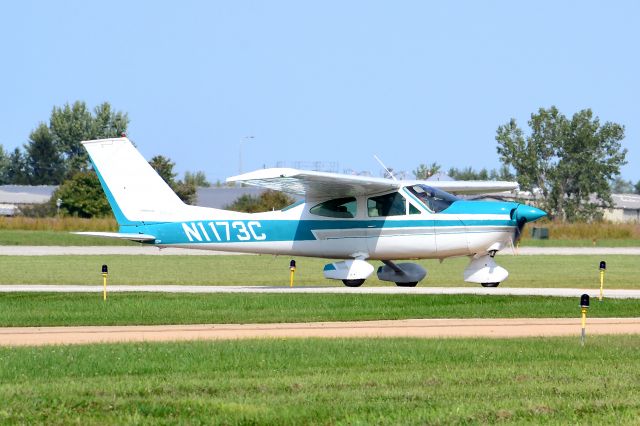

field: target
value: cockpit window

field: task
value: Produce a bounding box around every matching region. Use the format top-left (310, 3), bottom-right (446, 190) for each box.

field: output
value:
top-left (310, 197), bottom-right (357, 218)
top-left (406, 184), bottom-right (458, 213)
top-left (368, 192), bottom-right (407, 217)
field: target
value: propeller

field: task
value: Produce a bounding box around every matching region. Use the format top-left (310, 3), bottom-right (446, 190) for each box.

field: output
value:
top-left (510, 204), bottom-right (547, 250)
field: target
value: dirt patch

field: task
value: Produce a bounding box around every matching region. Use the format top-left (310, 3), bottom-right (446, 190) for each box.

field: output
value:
top-left (1, 318), bottom-right (639, 346)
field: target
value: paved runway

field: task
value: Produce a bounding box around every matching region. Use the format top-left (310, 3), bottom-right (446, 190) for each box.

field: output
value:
top-left (0, 246), bottom-right (639, 256)
top-left (2, 318), bottom-right (639, 346)
top-left (1, 284), bottom-right (640, 298)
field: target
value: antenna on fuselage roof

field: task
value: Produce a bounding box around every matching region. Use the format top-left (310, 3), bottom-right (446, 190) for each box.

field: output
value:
top-left (373, 155), bottom-right (397, 181)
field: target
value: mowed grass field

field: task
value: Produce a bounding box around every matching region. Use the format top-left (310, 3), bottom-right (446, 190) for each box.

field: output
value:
top-left (0, 254), bottom-right (638, 288)
top-left (1, 337), bottom-right (639, 424)
top-left (1, 293), bottom-right (638, 327)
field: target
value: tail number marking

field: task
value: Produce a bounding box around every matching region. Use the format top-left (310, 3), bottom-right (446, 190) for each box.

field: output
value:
top-left (183, 221), bottom-right (266, 242)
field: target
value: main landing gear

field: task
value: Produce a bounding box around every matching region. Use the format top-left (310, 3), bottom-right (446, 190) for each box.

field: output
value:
top-left (325, 259), bottom-right (427, 287)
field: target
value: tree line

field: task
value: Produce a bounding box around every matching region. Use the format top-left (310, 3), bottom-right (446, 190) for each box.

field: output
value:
top-left (413, 106), bottom-right (630, 222)
top-left (2, 103), bottom-right (631, 221)
top-left (1, 101), bottom-right (208, 217)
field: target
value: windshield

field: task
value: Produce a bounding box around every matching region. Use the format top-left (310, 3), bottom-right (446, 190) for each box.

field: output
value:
top-left (406, 184), bottom-right (459, 213)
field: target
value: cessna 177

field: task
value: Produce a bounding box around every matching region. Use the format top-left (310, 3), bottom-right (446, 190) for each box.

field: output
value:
top-left (78, 137), bottom-right (546, 287)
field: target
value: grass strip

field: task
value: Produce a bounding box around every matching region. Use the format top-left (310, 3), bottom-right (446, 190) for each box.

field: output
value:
top-left (0, 336), bottom-right (638, 424)
top-left (0, 229), bottom-right (133, 245)
top-left (0, 254), bottom-right (639, 288)
top-left (0, 293), bottom-right (637, 327)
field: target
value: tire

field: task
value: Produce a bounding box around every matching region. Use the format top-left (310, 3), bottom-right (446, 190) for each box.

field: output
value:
top-left (342, 279), bottom-right (365, 287)
top-left (395, 282), bottom-right (418, 287)
top-left (481, 282), bottom-right (500, 287)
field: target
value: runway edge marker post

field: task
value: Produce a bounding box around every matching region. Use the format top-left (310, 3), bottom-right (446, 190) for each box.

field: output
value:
top-left (599, 260), bottom-right (606, 302)
top-left (102, 264), bottom-right (108, 301)
top-left (289, 260), bottom-right (296, 288)
top-left (580, 294), bottom-right (589, 346)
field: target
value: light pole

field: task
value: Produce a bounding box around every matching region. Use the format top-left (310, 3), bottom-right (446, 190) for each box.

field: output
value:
top-left (239, 136), bottom-right (254, 175)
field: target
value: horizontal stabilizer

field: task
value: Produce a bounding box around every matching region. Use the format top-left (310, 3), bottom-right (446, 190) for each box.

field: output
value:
top-left (73, 232), bottom-right (156, 242)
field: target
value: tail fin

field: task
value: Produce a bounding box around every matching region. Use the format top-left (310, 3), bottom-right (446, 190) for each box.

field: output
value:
top-left (83, 137), bottom-right (186, 225)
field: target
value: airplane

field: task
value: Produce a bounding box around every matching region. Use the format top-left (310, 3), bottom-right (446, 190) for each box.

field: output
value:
top-left (77, 137), bottom-right (546, 287)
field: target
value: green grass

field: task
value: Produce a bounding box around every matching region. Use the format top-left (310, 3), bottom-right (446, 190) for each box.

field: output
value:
top-left (0, 254), bottom-right (638, 288)
top-left (520, 238), bottom-right (640, 247)
top-left (0, 293), bottom-right (637, 327)
top-left (0, 337), bottom-right (638, 424)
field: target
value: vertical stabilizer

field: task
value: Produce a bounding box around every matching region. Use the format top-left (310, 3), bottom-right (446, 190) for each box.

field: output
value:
top-left (83, 137), bottom-right (186, 224)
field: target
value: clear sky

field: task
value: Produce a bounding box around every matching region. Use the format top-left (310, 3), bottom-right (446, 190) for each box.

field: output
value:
top-left (1, 1), bottom-right (638, 183)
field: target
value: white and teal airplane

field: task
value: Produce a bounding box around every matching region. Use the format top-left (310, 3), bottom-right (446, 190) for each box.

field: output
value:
top-left (79, 137), bottom-right (546, 287)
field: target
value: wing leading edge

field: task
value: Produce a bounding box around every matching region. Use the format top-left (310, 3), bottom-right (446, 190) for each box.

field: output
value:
top-left (227, 168), bottom-right (518, 197)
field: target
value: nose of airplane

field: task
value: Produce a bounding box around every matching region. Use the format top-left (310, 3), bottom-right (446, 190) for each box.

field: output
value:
top-left (513, 205), bottom-right (547, 223)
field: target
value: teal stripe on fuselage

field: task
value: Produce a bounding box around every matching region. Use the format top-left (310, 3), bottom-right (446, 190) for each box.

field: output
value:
top-left (138, 217), bottom-right (516, 245)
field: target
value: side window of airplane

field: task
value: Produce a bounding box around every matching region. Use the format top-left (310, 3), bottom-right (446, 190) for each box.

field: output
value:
top-left (309, 197), bottom-right (357, 218)
top-left (367, 192), bottom-right (407, 217)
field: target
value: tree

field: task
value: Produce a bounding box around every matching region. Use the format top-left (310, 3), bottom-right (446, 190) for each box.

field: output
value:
top-left (413, 163), bottom-right (441, 179)
top-left (446, 166), bottom-right (513, 181)
top-left (610, 177), bottom-right (635, 194)
top-left (225, 190), bottom-right (295, 213)
top-left (496, 106), bottom-right (627, 222)
top-left (149, 155), bottom-right (177, 184)
top-left (49, 101), bottom-right (129, 177)
top-left (149, 155), bottom-right (197, 204)
top-left (0, 145), bottom-right (10, 184)
top-left (25, 123), bottom-right (65, 184)
top-left (51, 171), bottom-right (112, 217)
top-left (6, 148), bottom-right (29, 184)
top-left (635, 180), bottom-right (640, 195)
top-left (184, 171), bottom-right (211, 187)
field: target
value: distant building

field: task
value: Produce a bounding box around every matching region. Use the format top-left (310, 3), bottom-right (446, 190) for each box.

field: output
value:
top-left (0, 185), bottom-right (57, 216)
top-left (604, 194), bottom-right (640, 223)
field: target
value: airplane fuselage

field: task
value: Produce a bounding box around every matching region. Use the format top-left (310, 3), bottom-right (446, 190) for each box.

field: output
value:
top-left (126, 197), bottom-right (521, 261)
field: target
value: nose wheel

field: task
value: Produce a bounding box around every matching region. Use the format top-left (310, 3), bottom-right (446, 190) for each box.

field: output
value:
top-left (342, 279), bottom-right (365, 287)
top-left (481, 282), bottom-right (500, 287)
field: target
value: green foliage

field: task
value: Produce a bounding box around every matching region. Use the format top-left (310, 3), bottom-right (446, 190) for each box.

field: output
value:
top-left (51, 171), bottom-right (112, 218)
top-left (225, 189), bottom-right (295, 212)
top-left (149, 155), bottom-right (197, 204)
top-left (610, 177), bottom-right (636, 194)
top-left (50, 101), bottom-right (129, 176)
top-left (0, 145), bottom-right (11, 184)
top-left (148, 155), bottom-right (177, 184)
top-left (25, 123), bottom-right (65, 184)
top-left (184, 170), bottom-right (210, 187)
top-left (413, 162), bottom-right (441, 179)
top-left (496, 106), bottom-right (627, 222)
top-left (446, 165), bottom-right (514, 181)
top-left (6, 148), bottom-right (29, 184)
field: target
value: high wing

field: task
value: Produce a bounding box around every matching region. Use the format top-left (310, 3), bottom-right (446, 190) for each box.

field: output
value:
top-left (226, 168), bottom-right (518, 197)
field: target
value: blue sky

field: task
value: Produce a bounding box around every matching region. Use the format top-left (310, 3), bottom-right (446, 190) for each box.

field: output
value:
top-left (1, 1), bottom-right (638, 183)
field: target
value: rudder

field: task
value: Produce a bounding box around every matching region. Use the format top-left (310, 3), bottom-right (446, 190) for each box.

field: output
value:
top-left (83, 137), bottom-right (186, 225)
